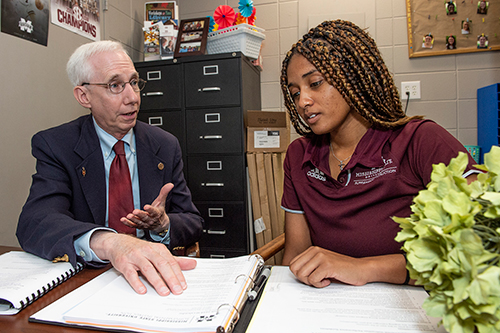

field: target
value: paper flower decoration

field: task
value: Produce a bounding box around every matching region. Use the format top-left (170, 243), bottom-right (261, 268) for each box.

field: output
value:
top-left (248, 7), bottom-right (257, 25)
top-left (235, 13), bottom-right (247, 25)
top-left (207, 15), bottom-right (215, 32)
top-left (238, 0), bottom-right (254, 17)
top-left (214, 5), bottom-right (236, 29)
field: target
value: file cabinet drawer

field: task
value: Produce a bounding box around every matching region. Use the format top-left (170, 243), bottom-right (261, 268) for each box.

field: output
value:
top-left (186, 108), bottom-right (243, 154)
top-left (187, 155), bottom-right (245, 201)
top-left (137, 64), bottom-right (182, 110)
top-left (137, 110), bottom-right (185, 148)
top-left (196, 202), bottom-right (248, 251)
top-left (184, 59), bottom-right (240, 108)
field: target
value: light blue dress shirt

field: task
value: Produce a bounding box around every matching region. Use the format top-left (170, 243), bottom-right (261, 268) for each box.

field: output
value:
top-left (74, 117), bottom-right (170, 263)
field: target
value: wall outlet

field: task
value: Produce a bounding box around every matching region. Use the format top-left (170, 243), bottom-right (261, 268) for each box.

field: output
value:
top-left (401, 81), bottom-right (421, 100)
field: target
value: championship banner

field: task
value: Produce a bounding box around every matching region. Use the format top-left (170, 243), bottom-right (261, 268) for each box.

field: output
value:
top-left (50, 0), bottom-right (100, 41)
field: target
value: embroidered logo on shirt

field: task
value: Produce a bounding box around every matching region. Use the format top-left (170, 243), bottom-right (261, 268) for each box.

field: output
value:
top-left (353, 157), bottom-right (396, 185)
top-left (306, 167), bottom-right (326, 182)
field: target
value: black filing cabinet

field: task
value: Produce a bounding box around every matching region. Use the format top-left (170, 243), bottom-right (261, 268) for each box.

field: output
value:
top-left (135, 53), bottom-right (261, 258)
top-left (135, 60), bottom-right (186, 162)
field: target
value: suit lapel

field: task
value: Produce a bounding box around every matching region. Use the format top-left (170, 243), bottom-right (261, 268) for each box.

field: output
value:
top-left (74, 116), bottom-right (107, 226)
top-left (135, 122), bottom-right (164, 207)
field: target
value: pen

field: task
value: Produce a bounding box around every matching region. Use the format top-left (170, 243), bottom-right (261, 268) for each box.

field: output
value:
top-left (248, 266), bottom-right (271, 301)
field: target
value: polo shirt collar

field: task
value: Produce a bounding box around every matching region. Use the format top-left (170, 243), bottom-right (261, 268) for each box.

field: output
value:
top-left (302, 126), bottom-right (393, 172)
top-left (351, 126), bottom-right (393, 168)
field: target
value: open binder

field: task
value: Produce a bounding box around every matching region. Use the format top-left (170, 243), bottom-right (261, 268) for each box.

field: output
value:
top-left (0, 251), bottom-right (83, 315)
top-left (30, 255), bottom-right (264, 333)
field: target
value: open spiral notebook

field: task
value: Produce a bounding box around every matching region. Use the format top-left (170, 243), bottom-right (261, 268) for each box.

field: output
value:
top-left (30, 255), bottom-right (263, 333)
top-left (0, 251), bottom-right (83, 315)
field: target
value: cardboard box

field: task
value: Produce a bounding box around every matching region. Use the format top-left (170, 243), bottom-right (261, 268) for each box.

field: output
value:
top-left (246, 111), bottom-right (288, 128)
top-left (246, 111), bottom-right (290, 153)
top-left (246, 127), bottom-right (290, 153)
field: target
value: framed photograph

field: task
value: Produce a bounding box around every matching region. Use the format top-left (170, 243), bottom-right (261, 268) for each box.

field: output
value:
top-left (174, 17), bottom-right (209, 58)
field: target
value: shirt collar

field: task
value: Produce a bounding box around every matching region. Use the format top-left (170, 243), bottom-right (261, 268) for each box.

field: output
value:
top-left (92, 116), bottom-right (136, 160)
top-left (302, 126), bottom-right (393, 172)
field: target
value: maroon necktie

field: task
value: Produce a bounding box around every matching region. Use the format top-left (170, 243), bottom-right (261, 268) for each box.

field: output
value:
top-left (108, 140), bottom-right (136, 235)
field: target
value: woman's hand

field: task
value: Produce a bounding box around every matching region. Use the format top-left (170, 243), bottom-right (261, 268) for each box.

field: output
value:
top-left (289, 246), bottom-right (408, 287)
top-left (289, 246), bottom-right (369, 287)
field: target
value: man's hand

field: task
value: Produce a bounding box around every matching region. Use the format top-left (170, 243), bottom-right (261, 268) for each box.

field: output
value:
top-left (121, 183), bottom-right (173, 233)
top-left (90, 231), bottom-right (196, 296)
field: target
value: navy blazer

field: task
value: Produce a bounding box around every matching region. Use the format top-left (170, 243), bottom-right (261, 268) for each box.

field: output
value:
top-left (17, 115), bottom-right (203, 267)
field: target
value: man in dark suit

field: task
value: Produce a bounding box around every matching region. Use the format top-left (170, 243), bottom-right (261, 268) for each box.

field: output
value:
top-left (17, 40), bottom-right (203, 296)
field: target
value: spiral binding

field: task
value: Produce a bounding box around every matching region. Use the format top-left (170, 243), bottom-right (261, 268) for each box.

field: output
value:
top-left (18, 262), bottom-right (83, 310)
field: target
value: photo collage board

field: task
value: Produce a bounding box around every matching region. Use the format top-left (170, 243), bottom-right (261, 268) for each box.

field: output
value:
top-left (406, 0), bottom-right (500, 57)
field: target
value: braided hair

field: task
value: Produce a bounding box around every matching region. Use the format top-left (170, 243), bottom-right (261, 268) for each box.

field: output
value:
top-left (281, 20), bottom-right (422, 136)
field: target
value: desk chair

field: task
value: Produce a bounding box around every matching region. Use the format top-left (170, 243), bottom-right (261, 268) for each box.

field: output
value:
top-left (251, 233), bottom-right (285, 261)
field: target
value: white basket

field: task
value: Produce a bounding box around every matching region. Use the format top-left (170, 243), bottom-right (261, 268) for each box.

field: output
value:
top-left (207, 23), bottom-right (265, 59)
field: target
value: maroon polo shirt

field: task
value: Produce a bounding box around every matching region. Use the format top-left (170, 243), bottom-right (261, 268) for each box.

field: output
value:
top-left (282, 119), bottom-right (478, 258)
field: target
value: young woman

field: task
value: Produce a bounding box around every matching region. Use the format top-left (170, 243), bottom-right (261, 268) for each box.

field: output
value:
top-left (280, 20), bottom-right (478, 288)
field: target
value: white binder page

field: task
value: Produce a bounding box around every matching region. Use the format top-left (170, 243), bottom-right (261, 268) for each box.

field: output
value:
top-left (32, 256), bottom-right (260, 333)
top-left (247, 266), bottom-right (447, 333)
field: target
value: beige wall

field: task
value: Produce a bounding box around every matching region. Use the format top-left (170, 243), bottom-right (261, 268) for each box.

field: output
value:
top-left (0, 0), bottom-right (150, 246)
top-left (1, 0), bottom-right (500, 246)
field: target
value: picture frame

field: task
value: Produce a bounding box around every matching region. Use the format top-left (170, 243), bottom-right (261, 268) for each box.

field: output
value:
top-left (174, 17), bottom-right (209, 58)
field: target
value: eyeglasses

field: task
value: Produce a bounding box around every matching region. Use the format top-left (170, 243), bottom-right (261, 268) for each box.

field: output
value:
top-left (81, 78), bottom-right (147, 94)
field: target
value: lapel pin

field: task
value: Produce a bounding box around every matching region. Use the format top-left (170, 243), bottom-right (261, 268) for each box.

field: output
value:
top-left (82, 167), bottom-right (86, 177)
top-left (158, 163), bottom-right (164, 170)
top-left (52, 254), bottom-right (69, 262)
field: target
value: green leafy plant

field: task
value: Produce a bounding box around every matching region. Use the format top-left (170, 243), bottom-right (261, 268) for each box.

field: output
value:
top-left (393, 146), bottom-right (500, 333)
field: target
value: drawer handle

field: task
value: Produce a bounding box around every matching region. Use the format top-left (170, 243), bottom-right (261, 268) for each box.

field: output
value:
top-left (198, 87), bottom-right (221, 92)
top-left (210, 254), bottom-right (226, 258)
top-left (199, 135), bottom-right (222, 140)
top-left (207, 230), bottom-right (227, 235)
top-left (202, 183), bottom-right (224, 187)
top-left (143, 92), bottom-right (164, 96)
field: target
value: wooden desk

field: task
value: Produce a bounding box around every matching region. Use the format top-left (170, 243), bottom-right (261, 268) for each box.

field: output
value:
top-left (0, 245), bottom-right (111, 332)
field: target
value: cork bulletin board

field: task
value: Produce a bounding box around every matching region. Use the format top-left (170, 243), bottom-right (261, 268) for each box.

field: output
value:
top-left (406, 0), bottom-right (500, 58)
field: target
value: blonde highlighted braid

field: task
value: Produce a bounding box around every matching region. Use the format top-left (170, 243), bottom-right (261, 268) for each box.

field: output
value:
top-left (281, 20), bottom-right (422, 136)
